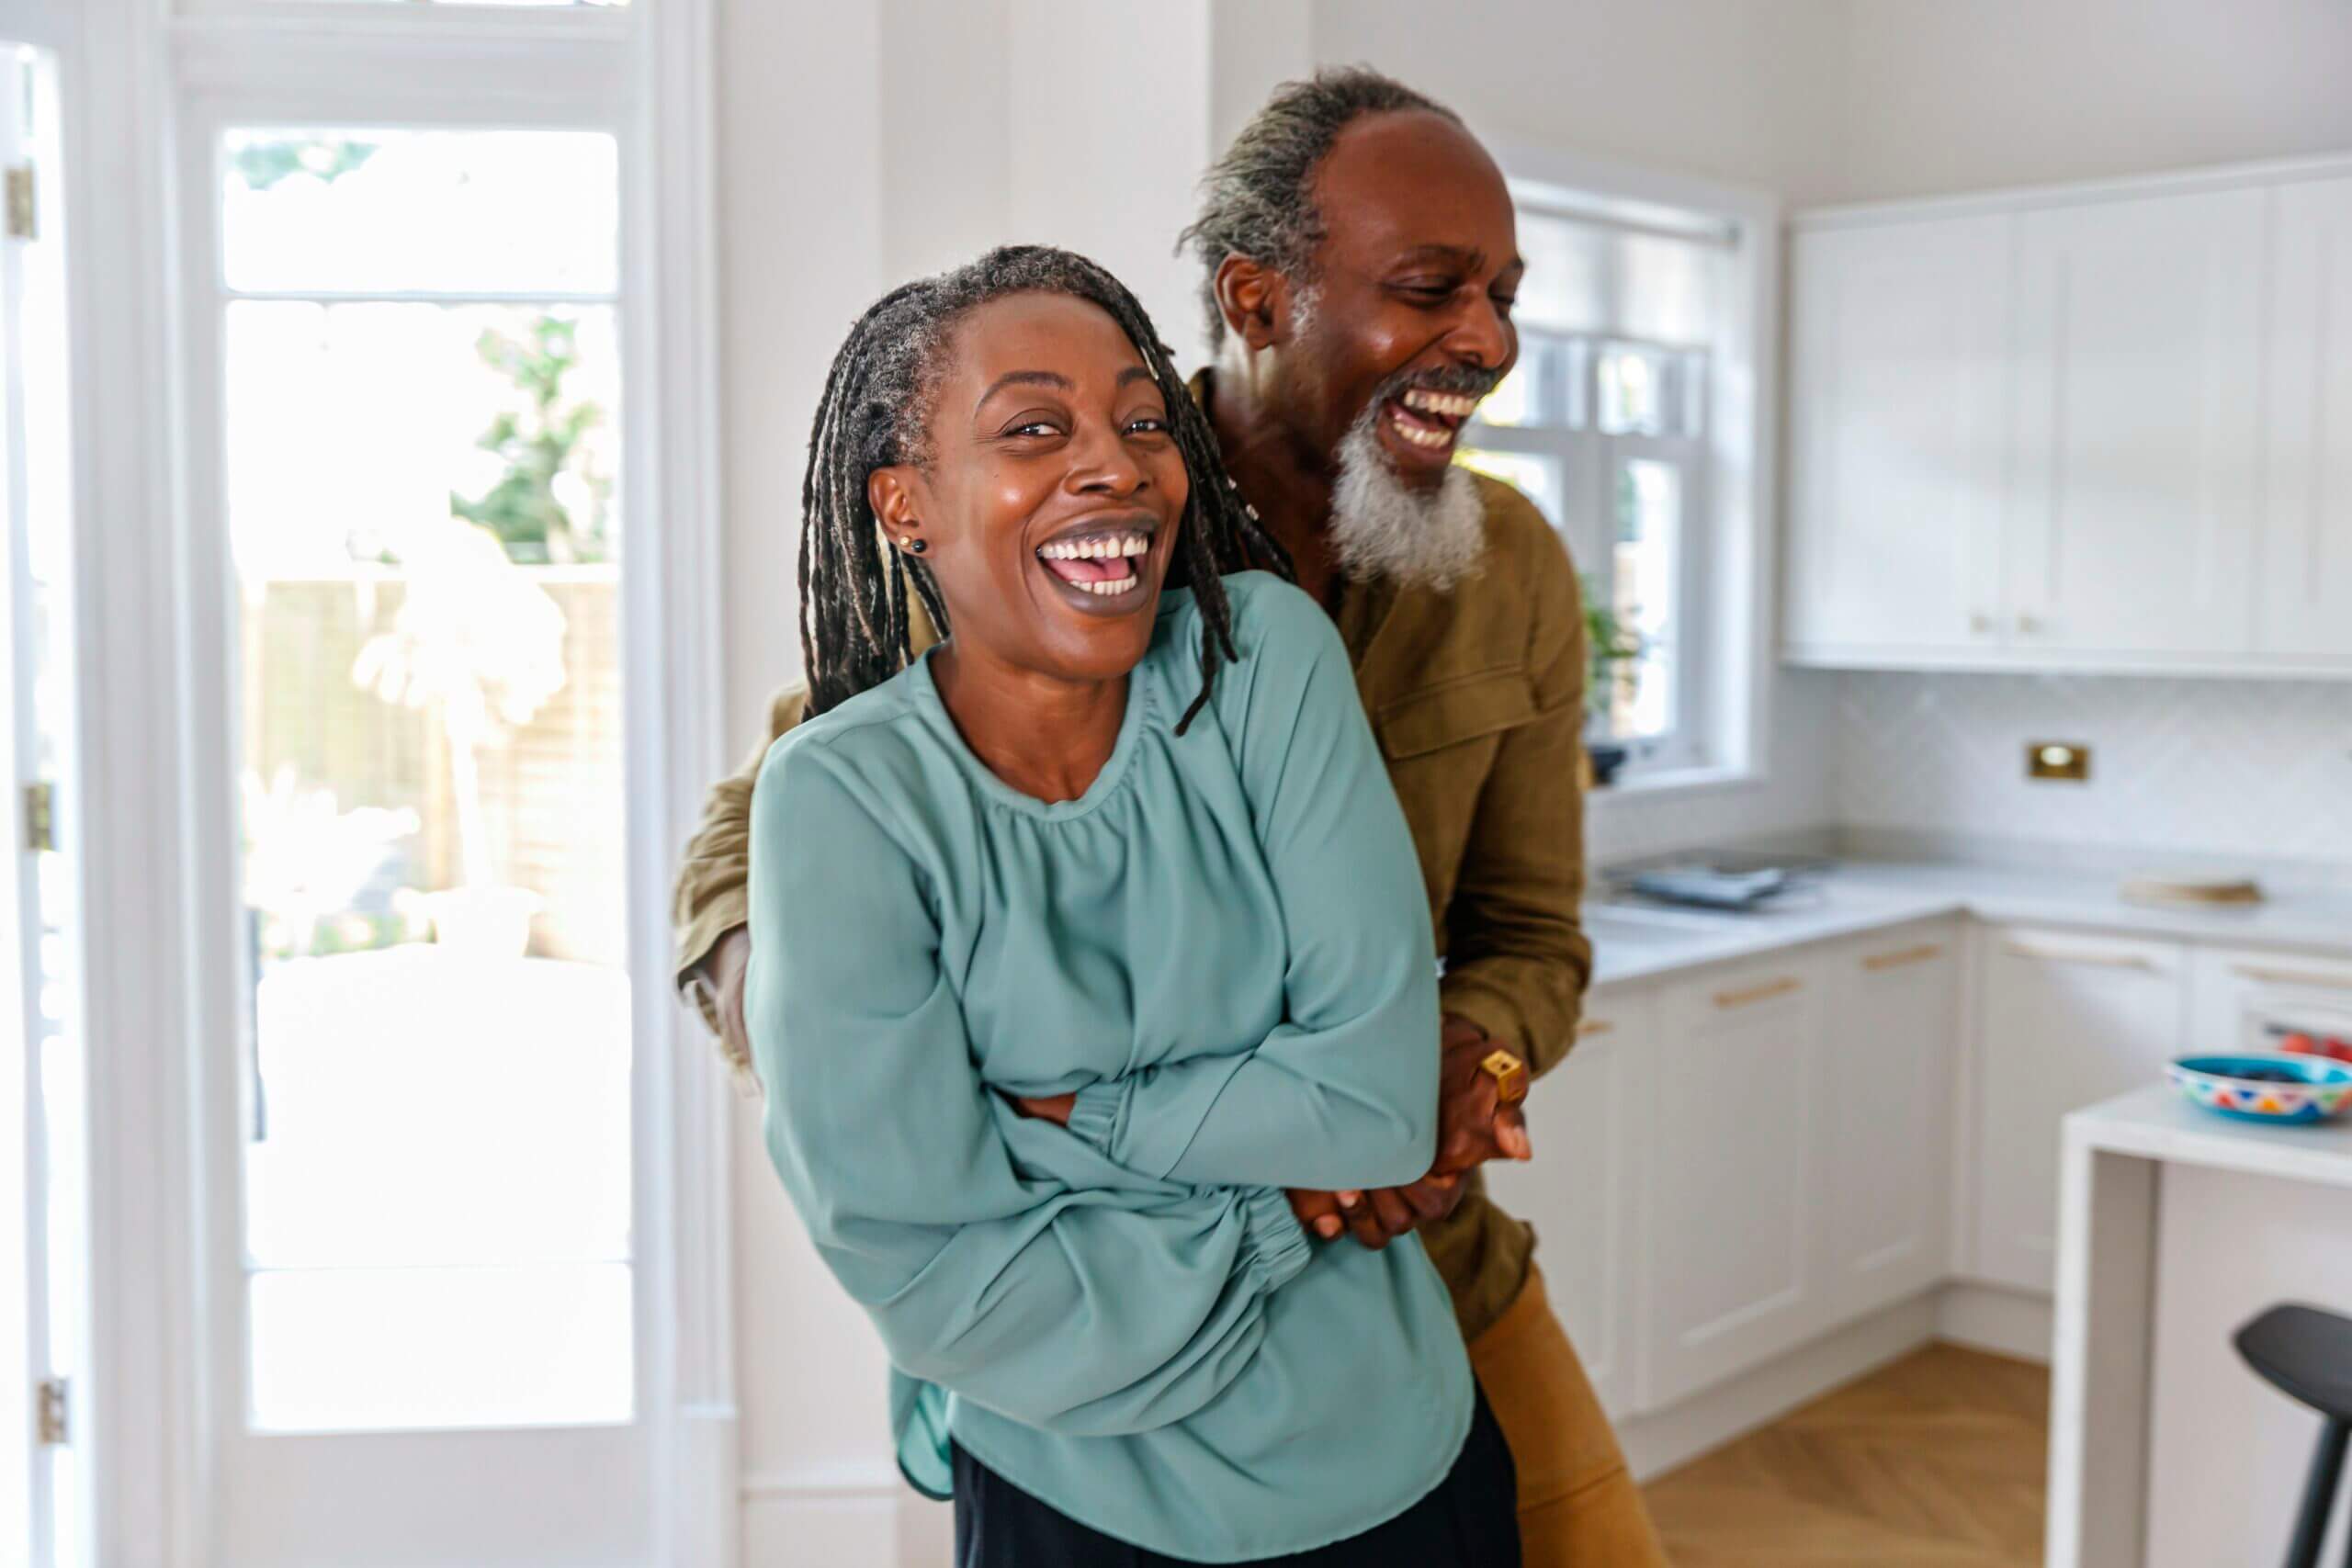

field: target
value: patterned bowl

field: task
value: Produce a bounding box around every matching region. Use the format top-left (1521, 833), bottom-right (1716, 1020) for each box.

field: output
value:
top-left (2166, 1053), bottom-right (2352, 1125)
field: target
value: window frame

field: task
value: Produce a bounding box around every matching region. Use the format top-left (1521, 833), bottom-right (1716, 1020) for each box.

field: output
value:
top-left (66, 2), bottom-right (733, 1563)
top-left (1471, 138), bottom-right (1781, 800)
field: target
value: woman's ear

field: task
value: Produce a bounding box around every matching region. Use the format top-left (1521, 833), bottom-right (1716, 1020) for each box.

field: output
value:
top-left (867, 465), bottom-right (928, 557)
top-left (1215, 255), bottom-right (1294, 353)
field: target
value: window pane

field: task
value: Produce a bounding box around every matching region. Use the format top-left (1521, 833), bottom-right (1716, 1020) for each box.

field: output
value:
top-left (1514, 213), bottom-right (1607, 333)
top-left (1617, 231), bottom-right (1718, 346)
top-left (1611, 459), bottom-right (1681, 740)
top-left (1455, 448), bottom-right (1565, 530)
top-left (1597, 344), bottom-right (1707, 439)
top-left (1478, 337), bottom-right (1569, 430)
top-left (223, 130), bottom-right (618, 296)
top-left (221, 130), bottom-right (631, 1433)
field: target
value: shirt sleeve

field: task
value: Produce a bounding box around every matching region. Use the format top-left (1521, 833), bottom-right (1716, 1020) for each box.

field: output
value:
top-left (748, 737), bottom-right (1312, 1438)
top-left (672, 682), bottom-right (809, 1033)
top-left (1064, 581), bottom-right (1442, 1191)
top-left (1435, 519), bottom-right (1593, 1078)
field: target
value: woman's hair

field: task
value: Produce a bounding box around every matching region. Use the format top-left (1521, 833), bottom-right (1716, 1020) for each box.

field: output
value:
top-left (797, 244), bottom-right (1293, 733)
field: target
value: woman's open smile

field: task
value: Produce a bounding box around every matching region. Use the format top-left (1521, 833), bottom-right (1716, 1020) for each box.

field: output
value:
top-left (1034, 512), bottom-right (1159, 609)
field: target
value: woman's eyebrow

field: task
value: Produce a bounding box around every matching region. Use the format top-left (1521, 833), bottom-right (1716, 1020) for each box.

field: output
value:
top-left (1115, 366), bottom-right (1156, 389)
top-left (974, 368), bottom-right (1073, 411)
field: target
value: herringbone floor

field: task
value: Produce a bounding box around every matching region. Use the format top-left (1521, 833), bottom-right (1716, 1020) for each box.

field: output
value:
top-left (1641, 1344), bottom-right (2050, 1566)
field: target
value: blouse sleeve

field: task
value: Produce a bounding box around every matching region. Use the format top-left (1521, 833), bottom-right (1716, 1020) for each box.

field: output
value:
top-left (747, 735), bottom-right (1311, 1437)
top-left (1065, 581), bottom-right (1442, 1190)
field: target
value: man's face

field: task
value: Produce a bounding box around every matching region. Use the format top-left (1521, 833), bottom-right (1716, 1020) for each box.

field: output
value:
top-left (1272, 110), bottom-right (1522, 490)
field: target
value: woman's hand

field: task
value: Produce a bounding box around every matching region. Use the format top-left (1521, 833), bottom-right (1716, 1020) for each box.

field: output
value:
top-left (1009, 1092), bottom-right (1077, 1127)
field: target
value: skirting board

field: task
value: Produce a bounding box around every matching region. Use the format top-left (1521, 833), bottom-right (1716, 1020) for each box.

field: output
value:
top-left (1937, 1280), bottom-right (2055, 1364)
top-left (739, 1478), bottom-right (952, 1568)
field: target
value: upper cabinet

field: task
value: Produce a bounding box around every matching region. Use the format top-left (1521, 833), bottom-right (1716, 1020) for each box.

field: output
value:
top-left (1785, 161), bottom-right (2352, 676)
top-left (2264, 176), bottom-right (2352, 660)
top-left (2007, 188), bottom-right (2264, 657)
top-left (1786, 216), bottom-right (2010, 658)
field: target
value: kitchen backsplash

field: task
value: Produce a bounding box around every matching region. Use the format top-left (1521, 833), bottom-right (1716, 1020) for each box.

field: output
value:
top-left (1833, 671), bottom-right (2352, 874)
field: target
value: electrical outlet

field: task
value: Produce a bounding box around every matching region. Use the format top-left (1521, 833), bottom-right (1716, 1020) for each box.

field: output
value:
top-left (2027, 741), bottom-right (2091, 782)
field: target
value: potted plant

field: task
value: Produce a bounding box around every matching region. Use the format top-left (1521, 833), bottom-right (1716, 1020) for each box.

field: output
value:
top-left (1583, 574), bottom-right (1644, 787)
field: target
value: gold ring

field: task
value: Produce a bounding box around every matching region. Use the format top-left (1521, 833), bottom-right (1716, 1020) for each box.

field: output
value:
top-left (1479, 1049), bottom-right (1528, 1106)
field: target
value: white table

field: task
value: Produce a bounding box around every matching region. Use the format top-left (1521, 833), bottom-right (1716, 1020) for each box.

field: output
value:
top-left (2048, 1084), bottom-right (2352, 1568)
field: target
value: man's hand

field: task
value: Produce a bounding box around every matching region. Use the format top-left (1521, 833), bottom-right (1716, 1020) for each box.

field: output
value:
top-left (704, 928), bottom-right (756, 1084)
top-left (1335, 1016), bottom-right (1532, 1250)
top-left (1431, 1014), bottom-right (1533, 1176)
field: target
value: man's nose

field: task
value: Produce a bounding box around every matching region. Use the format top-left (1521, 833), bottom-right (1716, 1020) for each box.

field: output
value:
top-left (1449, 294), bottom-right (1513, 372)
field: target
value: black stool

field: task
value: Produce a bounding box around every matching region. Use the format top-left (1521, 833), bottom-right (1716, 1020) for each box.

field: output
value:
top-left (2235, 1303), bottom-right (2352, 1568)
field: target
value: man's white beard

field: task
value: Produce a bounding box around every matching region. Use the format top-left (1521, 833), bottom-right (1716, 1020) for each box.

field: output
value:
top-left (1327, 405), bottom-right (1487, 590)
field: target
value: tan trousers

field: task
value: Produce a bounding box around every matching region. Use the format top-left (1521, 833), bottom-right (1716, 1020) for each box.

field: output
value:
top-left (1466, 1262), bottom-right (1669, 1565)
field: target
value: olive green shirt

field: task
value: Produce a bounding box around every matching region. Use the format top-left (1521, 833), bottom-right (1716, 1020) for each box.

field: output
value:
top-left (673, 462), bottom-right (1592, 1347)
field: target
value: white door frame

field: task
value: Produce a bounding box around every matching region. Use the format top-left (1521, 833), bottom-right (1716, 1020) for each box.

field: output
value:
top-left (61, 0), bottom-right (736, 1562)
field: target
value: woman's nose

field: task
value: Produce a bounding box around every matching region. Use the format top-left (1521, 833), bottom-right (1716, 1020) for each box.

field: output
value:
top-left (1067, 419), bottom-right (1148, 496)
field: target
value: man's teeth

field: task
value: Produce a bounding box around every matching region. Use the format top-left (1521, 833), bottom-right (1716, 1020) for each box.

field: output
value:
top-left (1402, 388), bottom-right (1479, 419)
top-left (1388, 405), bottom-right (1454, 448)
top-left (1037, 533), bottom-right (1150, 560)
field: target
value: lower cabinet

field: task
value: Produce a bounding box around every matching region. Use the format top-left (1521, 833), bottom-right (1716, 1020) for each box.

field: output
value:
top-left (1640, 954), bottom-right (1827, 1409)
top-left (1485, 994), bottom-right (1648, 1417)
top-left (1971, 927), bottom-right (2188, 1293)
top-left (2187, 945), bottom-right (2352, 1058)
top-left (1819, 924), bottom-right (1958, 1324)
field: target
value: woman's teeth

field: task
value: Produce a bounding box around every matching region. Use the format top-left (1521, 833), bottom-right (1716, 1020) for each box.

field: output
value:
top-left (1037, 534), bottom-right (1149, 561)
top-left (1037, 531), bottom-right (1148, 596)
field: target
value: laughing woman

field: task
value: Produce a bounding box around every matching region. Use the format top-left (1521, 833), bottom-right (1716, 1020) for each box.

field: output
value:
top-left (746, 247), bottom-right (1520, 1567)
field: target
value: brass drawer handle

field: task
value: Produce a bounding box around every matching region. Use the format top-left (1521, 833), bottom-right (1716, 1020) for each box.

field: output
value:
top-left (1714, 976), bottom-right (1803, 1010)
top-left (2232, 964), bottom-right (2352, 993)
top-left (1863, 942), bottom-right (1945, 972)
top-left (1576, 1019), bottom-right (1614, 1038)
top-left (2003, 942), bottom-right (2154, 971)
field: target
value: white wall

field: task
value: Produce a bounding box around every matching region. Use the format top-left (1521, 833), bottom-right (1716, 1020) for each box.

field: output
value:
top-left (1823, 0), bottom-right (2352, 205)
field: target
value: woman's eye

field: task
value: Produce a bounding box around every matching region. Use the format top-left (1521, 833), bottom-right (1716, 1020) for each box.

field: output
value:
top-left (1492, 293), bottom-right (1519, 315)
top-left (1125, 414), bottom-right (1171, 436)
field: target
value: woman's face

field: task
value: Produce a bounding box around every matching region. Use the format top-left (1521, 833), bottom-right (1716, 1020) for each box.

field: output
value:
top-left (869, 291), bottom-right (1190, 684)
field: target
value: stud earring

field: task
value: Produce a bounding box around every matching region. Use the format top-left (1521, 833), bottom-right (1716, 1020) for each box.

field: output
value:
top-left (899, 537), bottom-right (926, 555)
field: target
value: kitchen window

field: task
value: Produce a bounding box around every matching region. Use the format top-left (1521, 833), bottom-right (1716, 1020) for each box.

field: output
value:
top-left (1463, 180), bottom-right (1767, 785)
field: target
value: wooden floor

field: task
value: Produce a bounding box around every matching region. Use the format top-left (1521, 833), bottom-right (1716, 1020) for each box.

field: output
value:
top-left (1641, 1344), bottom-right (2050, 1566)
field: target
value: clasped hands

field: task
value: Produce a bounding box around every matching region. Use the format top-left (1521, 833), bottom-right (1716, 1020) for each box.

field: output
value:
top-left (1010, 1014), bottom-right (1532, 1252)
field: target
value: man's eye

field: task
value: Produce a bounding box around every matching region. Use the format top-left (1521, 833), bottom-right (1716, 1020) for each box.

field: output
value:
top-left (1006, 420), bottom-right (1061, 438)
top-left (1492, 293), bottom-right (1519, 315)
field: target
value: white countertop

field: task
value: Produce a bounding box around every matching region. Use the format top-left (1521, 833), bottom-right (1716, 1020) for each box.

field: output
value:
top-left (1586, 859), bottom-right (2352, 988)
top-left (2063, 1082), bottom-right (2352, 1188)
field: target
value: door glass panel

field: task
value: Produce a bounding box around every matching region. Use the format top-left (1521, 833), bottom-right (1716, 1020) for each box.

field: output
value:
top-left (1611, 458), bottom-right (1680, 740)
top-left (220, 129), bottom-right (631, 1433)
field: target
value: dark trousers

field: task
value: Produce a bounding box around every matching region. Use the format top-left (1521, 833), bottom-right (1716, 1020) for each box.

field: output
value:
top-left (951, 1384), bottom-right (1522, 1567)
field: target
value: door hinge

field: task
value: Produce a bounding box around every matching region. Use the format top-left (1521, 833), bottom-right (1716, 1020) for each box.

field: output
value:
top-left (36, 1378), bottom-right (66, 1446)
top-left (4, 165), bottom-right (32, 242)
top-left (22, 782), bottom-right (52, 852)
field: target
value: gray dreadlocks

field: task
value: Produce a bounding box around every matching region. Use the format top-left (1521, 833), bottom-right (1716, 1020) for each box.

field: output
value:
top-left (1176, 66), bottom-right (1462, 349)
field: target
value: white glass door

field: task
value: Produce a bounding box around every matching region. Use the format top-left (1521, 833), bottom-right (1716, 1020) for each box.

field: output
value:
top-left (0, 33), bottom-right (84, 1568)
top-left (187, 118), bottom-right (651, 1565)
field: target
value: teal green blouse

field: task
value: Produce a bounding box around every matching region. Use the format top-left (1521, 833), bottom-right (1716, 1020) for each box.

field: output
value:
top-left (745, 572), bottom-right (1473, 1562)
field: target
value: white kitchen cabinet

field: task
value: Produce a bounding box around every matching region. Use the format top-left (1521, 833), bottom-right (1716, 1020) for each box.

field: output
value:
top-left (1817, 923), bottom-right (1959, 1325)
top-left (1785, 216), bottom-right (2012, 660)
top-left (2188, 945), bottom-right (2352, 1058)
top-left (1642, 955), bottom-right (1826, 1409)
top-left (1972, 927), bottom-right (2188, 1293)
top-left (2005, 186), bottom-right (2266, 657)
top-left (2261, 175), bottom-right (2352, 662)
top-left (1485, 993), bottom-right (1649, 1418)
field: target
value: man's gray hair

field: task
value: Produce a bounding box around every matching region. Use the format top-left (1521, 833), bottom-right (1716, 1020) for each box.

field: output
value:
top-left (1177, 66), bottom-right (1462, 350)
